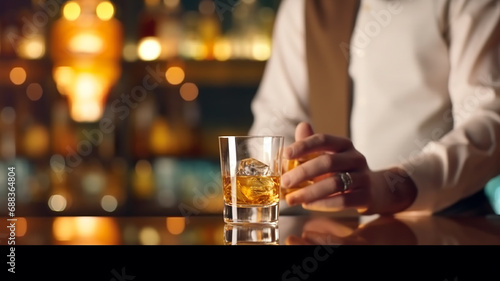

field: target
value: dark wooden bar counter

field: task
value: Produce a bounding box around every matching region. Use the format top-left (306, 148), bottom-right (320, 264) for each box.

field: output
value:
top-left (8, 213), bottom-right (500, 245)
top-left (3, 213), bottom-right (500, 280)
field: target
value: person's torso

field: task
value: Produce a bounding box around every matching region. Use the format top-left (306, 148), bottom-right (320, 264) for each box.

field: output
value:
top-left (349, 0), bottom-right (452, 170)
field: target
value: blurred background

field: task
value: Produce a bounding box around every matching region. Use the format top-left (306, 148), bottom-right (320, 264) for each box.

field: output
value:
top-left (0, 0), bottom-right (281, 217)
top-left (1, 0), bottom-right (499, 220)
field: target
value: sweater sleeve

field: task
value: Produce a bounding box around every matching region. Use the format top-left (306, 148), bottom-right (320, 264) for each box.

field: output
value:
top-left (401, 0), bottom-right (500, 214)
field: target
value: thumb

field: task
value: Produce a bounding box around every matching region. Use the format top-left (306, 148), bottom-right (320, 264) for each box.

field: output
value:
top-left (295, 122), bottom-right (315, 141)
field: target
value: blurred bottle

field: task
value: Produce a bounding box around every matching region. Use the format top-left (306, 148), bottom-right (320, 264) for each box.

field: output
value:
top-left (180, 10), bottom-right (204, 60)
top-left (14, 8), bottom-right (47, 60)
top-left (0, 8), bottom-right (20, 58)
top-left (157, 0), bottom-right (183, 60)
top-left (51, 100), bottom-right (77, 158)
top-left (197, 0), bottom-right (222, 60)
top-left (137, 0), bottom-right (166, 61)
top-left (229, 0), bottom-right (273, 61)
top-left (131, 93), bottom-right (156, 158)
top-left (139, 0), bottom-right (163, 38)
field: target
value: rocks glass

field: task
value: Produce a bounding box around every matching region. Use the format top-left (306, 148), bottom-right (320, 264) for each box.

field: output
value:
top-left (218, 136), bottom-right (284, 224)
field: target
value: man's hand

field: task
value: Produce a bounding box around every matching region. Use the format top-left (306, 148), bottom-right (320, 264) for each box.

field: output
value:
top-left (282, 122), bottom-right (417, 215)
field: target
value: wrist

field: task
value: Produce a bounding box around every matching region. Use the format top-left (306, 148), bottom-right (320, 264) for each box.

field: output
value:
top-left (360, 167), bottom-right (418, 215)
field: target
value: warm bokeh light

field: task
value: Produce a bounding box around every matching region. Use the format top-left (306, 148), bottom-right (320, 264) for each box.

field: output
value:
top-left (75, 217), bottom-right (98, 237)
top-left (96, 1), bottom-right (115, 21)
top-left (52, 66), bottom-right (74, 95)
top-left (139, 227), bottom-right (160, 245)
top-left (166, 217), bottom-right (185, 235)
top-left (133, 159), bottom-right (154, 198)
top-left (68, 33), bottom-right (104, 54)
top-left (9, 67), bottom-right (27, 85)
top-left (181, 37), bottom-right (208, 60)
top-left (26, 83), bottom-right (43, 101)
top-left (165, 66), bottom-right (185, 85)
top-left (15, 218), bottom-right (28, 237)
top-left (164, 0), bottom-right (180, 9)
top-left (48, 194), bottom-right (67, 212)
top-left (51, 0), bottom-right (123, 123)
top-left (101, 195), bottom-right (118, 212)
top-left (53, 217), bottom-right (120, 245)
top-left (23, 124), bottom-right (50, 157)
top-left (18, 35), bottom-right (45, 59)
top-left (145, 0), bottom-right (161, 7)
top-left (180, 82), bottom-right (199, 101)
top-left (74, 73), bottom-right (103, 96)
top-left (252, 36), bottom-right (271, 61)
top-left (63, 1), bottom-right (81, 21)
top-left (71, 102), bottom-right (103, 122)
top-left (137, 37), bottom-right (161, 61)
top-left (52, 217), bottom-right (73, 241)
top-left (214, 38), bottom-right (232, 61)
top-left (53, 65), bottom-right (120, 122)
top-left (149, 118), bottom-right (176, 155)
top-left (69, 73), bottom-right (106, 122)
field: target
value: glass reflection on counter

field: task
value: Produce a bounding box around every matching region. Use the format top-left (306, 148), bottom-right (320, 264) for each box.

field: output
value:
top-left (224, 223), bottom-right (279, 245)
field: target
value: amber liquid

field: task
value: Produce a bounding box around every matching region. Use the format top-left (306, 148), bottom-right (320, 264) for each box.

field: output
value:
top-left (281, 152), bottom-right (322, 196)
top-left (223, 175), bottom-right (280, 206)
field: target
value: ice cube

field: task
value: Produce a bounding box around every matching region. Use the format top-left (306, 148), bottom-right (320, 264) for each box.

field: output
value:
top-left (237, 158), bottom-right (271, 176)
top-left (239, 176), bottom-right (276, 203)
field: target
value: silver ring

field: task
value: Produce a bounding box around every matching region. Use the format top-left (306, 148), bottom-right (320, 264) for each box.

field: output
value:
top-left (339, 172), bottom-right (353, 192)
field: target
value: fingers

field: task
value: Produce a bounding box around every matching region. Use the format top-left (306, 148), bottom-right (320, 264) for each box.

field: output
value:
top-left (295, 122), bottom-right (315, 141)
top-left (281, 150), bottom-right (367, 189)
top-left (285, 171), bottom-right (369, 206)
top-left (284, 123), bottom-right (371, 214)
top-left (284, 133), bottom-right (353, 159)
